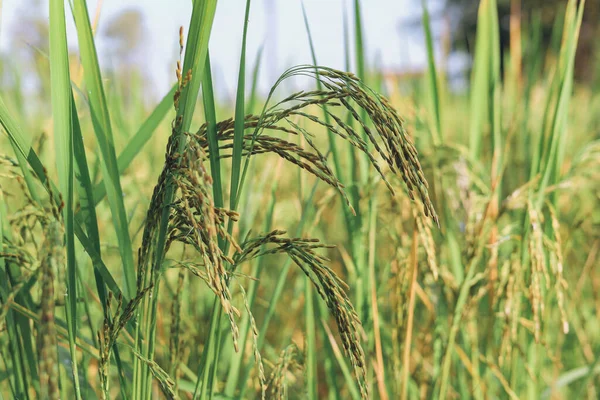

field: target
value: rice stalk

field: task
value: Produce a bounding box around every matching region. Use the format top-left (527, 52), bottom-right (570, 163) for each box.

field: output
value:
top-left (37, 220), bottom-right (62, 400)
top-left (130, 347), bottom-right (179, 400)
top-left (168, 269), bottom-right (186, 387)
top-left (267, 343), bottom-right (303, 399)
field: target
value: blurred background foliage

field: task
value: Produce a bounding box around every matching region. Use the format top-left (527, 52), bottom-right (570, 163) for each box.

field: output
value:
top-left (445, 0), bottom-right (599, 80)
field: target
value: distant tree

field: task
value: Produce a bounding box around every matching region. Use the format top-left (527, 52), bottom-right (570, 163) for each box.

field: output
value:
top-left (444, 0), bottom-right (599, 81)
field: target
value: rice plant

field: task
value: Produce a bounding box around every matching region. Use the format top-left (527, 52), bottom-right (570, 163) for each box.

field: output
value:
top-left (1, 0), bottom-right (599, 399)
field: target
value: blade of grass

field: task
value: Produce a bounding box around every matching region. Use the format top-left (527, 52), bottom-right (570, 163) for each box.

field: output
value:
top-left (228, 0), bottom-right (252, 210)
top-left (202, 53), bottom-right (223, 210)
top-left (71, 93), bottom-right (129, 395)
top-left (535, 0), bottom-right (585, 209)
top-left (421, 0), bottom-right (442, 145)
top-left (49, 1), bottom-right (80, 398)
top-left (352, 0), bottom-right (369, 179)
top-left (71, 94), bottom-right (106, 309)
top-left (246, 45), bottom-right (264, 114)
top-left (90, 84), bottom-right (177, 206)
top-left (468, 0), bottom-right (498, 161)
top-left (302, 155), bottom-right (317, 400)
top-left (342, 2), bottom-right (361, 217)
top-left (72, 0), bottom-right (136, 299)
top-left (301, 2), bottom-right (353, 233)
top-left (224, 164), bottom-right (279, 396)
top-left (235, 45), bottom-right (266, 241)
top-left (351, 0), bottom-right (371, 330)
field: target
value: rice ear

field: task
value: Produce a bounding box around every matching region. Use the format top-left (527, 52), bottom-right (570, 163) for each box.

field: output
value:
top-left (235, 231), bottom-right (369, 399)
top-left (192, 66), bottom-right (438, 225)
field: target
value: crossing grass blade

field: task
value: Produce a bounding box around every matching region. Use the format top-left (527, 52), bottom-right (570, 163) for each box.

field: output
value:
top-left (229, 0), bottom-right (253, 210)
top-left (72, 95), bottom-right (105, 304)
top-left (90, 84), bottom-right (178, 206)
top-left (71, 94), bottom-right (129, 394)
top-left (72, 0), bottom-right (136, 299)
top-left (202, 53), bottom-right (223, 210)
top-left (49, 0), bottom-right (80, 398)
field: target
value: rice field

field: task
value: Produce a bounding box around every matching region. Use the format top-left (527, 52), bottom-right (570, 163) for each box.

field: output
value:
top-left (0, 0), bottom-right (599, 399)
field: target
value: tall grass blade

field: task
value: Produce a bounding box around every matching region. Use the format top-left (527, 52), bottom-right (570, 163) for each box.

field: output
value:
top-left (90, 84), bottom-right (178, 206)
top-left (49, 0), bottom-right (80, 398)
top-left (468, 0), bottom-right (500, 161)
top-left (229, 0), bottom-right (252, 209)
top-left (421, 0), bottom-right (442, 145)
top-left (72, 0), bottom-right (136, 299)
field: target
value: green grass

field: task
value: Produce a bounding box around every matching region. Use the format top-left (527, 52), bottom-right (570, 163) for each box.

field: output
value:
top-left (1, 0), bottom-right (600, 399)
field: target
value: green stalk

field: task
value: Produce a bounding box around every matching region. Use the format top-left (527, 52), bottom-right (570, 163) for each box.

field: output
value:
top-left (306, 282), bottom-right (318, 400)
top-left (342, 2), bottom-right (361, 218)
top-left (134, 1), bottom-right (218, 399)
top-left (468, 0), bottom-right (497, 161)
top-left (197, 2), bottom-right (251, 399)
top-left (352, 0), bottom-right (370, 328)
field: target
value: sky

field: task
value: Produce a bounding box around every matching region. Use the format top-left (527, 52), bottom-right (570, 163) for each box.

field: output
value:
top-left (0, 0), bottom-right (447, 101)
